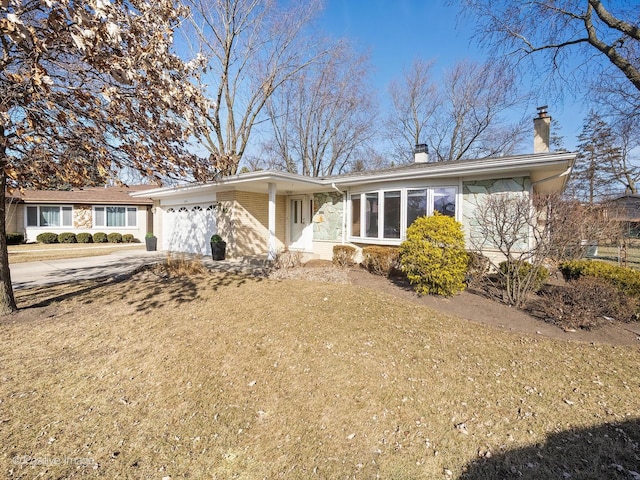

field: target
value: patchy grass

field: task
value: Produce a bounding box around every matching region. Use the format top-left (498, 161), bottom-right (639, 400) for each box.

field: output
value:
top-left (1, 272), bottom-right (639, 479)
top-left (8, 243), bottom-right (145, 264)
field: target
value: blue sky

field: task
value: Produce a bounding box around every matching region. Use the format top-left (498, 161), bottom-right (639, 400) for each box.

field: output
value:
top-left (318, 0), bottom-right (586, 151)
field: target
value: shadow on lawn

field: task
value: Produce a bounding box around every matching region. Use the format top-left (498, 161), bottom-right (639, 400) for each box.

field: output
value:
top-left (16, 263), bottom-right (264, 313)
top-left (459, 419), bottom-right (640, 479)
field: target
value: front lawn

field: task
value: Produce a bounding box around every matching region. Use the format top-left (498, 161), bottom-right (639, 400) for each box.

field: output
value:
top-left (1, 271), bottom-right (638, 479)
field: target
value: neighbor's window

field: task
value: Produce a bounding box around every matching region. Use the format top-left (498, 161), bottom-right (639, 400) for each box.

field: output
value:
top-left (94, 206), bottom-right (137, 228)
top-left (26, 205), bottom-right (73, 227)
top-left (383, 191), bottom-right (401, 239)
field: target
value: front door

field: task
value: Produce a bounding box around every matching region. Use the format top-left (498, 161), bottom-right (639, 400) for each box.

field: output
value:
top-left (289, 196), bottom-right (312, 251)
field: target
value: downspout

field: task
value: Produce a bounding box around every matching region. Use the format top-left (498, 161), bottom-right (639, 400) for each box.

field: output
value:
top-left (331, 182), bottom-right (346, 245)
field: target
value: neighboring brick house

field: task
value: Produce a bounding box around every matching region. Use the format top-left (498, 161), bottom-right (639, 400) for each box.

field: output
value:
top-left (5, 185), bottom-right (155, 243)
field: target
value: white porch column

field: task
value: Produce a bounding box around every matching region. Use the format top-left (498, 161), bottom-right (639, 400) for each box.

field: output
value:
top-left (267, 182), bottom-right (277, 261)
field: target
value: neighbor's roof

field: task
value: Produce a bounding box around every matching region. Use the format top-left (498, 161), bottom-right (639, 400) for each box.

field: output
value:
top-left (7, 185), bottom-right (156, 205)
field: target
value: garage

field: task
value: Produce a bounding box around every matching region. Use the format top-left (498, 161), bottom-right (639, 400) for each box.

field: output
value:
top-left (162, 203), bottom-right (217, 255)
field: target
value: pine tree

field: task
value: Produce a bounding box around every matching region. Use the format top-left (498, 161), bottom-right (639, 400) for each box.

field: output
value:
top-left (569, 112), bottom-right (621, 204)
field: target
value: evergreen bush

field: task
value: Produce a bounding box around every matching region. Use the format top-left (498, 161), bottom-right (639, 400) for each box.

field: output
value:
top-left (93, 232), bottom-right (108, 243)
top-left (107, 232), bottom-right (123, 243)
top-left (399, 213), bottom-right (468, 296)
top-left (559, 260), bottom-right (640, 298)
top-left (6, 233), bottom-right (24, 245)
top-left (122, 234), bottom-right (135, 243)
top-left (58, 232), bottom-right (77, 243)
top-left (498, 260), bottom-right (549, 293)
top-left (36, 232), bottom-right (58, 244)
top-left (76, 233), bottom-right (93, 243)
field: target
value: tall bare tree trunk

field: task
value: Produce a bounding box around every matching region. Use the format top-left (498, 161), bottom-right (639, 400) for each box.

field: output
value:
top-left (0, 130), bottom-right (18, 315)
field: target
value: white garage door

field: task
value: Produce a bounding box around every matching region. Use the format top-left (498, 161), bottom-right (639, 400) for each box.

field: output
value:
top-left (163, 204), bottom-right (217, 255)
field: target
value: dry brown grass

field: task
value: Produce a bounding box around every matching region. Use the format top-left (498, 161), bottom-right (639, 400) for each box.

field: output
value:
top-left (8, 243), bottom-right (145, 264)
top-left (1, 272), bottom-right (639, 479)
top-left (154, 254), bottom-right (208, 278)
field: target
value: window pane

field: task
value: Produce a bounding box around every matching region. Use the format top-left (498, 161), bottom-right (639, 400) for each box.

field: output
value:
top-left (351, 195), bottom-right (361, 237)
top-left (27, 206), bottom-right (38, 227)
top-left (107, 207), bottom-right (125, 227)
top-left (407, 189), bottom-right (428, 227)
top-left (127, 207), bottom-right (137, 227)
top-left (40, 206), bottom-right (60, 227)
top-left (94, 207), bottom-right (105, 227)
top-left (434, 187), bottom-right (456, 217)
top-left (383, 191), bottom-right (400, 239)
top-left (62, 206), bottom-right (73, 226)
top-left (365, 193), bottom-right (379, 238)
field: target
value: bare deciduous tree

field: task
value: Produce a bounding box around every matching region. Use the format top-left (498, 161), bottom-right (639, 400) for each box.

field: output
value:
top-left (386, 59), bottom-right (439, 163)
top-left (262, 41), bottom-right (377, 177)
top-left (182, 0), bottom-right (325, 176)
top-left (469, 192), bottom-right (623, 307)
top-left (385, 59), bottom-right (527, 163)
top-left (461, 0), bottom-right (640, 118)
top-left (1, 0), bottom-right (206, 314)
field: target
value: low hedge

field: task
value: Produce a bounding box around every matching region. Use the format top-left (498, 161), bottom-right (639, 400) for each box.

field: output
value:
top-left (6, 233), bottom-right (24, 245)
top-left (76, 233), bottom-right (93, 243)
top-left (332, 245), bottom-right (356, 268)
top-left (122, 234), bottom-right (135, 243)
top-left (107, 232), bottom-right (123, 243)
top-left (58, 232), bottom-right (77, 243)
top-left (36, 232), bottom-right (58, 244)
top-left (559, 260), bottom-right (640, 298)
top-left (93, 232), bottom-right (108, 243)
top-left (362, 246), bottom-right (400, 277)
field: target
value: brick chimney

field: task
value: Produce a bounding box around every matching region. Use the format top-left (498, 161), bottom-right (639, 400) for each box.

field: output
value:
top-left (533, 106), bottom-right (551, 153)
top-left (414, 143), bottom-right (429, 163)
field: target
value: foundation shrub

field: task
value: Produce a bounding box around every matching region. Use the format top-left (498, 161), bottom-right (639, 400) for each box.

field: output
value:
top-left (76, 233), bottom-right (93, 243)
top-left (6, 233), bottom-right (24, 245)
top-left (399, 213), bottom-right (468, 296)
top-left (58, 232), bottom-right (77, 243)
top-left (122, 234), bottom-right (135, 243)
top-left (36, 232), bottom-right (58, 244)
top-left (273, 250), bottom-right (302, 270)
top-left (466, 251), bottom-right (491, 286)
top-left (107, 232), bottom-right (123, 243)
top-left (93, 232), bottom-right (108, 243)
top-left (332, 245), bottom-right (356, 268)
top-left (361, 246), bottom-right (400, 277)
top-left (498, 260), bottom-right (549, 293)
top-left (559, 260), bottom-right (640, 298)
top-left (532, 276), bottom-right (639, 329)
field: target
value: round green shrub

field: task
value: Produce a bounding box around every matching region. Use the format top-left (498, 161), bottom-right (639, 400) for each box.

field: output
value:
top-left (93, 232), bottom-right (108, 243)
top-left (107, 232), bottom-right (123, 243)
top-left (58, 232), bottom-right (77, 243)
top-left (399, 212), bottom-right (468, 296)
top-left (36, 232), bottom-right (58, 244)
top-left (76, 232), bottom-right (93, 243)
top-left (498, 260), bottom-right (549, 292)
top-left (122, 234), bottom-right (135, 243)
top-left (6, 233), bottom-right (24, 245)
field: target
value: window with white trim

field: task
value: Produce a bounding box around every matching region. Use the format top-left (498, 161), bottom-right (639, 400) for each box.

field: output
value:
top-left (26, 205), bottom-right (73, 227)
top-left (350, 186), bottom-right (458, 242)
top-left (93, 206), bottom-right (138, 228)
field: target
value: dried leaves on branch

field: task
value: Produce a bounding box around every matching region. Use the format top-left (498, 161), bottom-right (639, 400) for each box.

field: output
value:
top-left (1, 0), bottom-right (212, 189)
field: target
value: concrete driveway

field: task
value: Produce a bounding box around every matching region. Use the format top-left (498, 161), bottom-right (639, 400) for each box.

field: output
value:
top-left (10, 250), bottom-right (269, 290)
top-left (10, 250), bottom-right (165, 290)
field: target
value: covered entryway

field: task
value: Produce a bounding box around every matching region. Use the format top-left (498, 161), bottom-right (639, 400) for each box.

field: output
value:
top-left (162, 203), bottom-right (217, 255)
